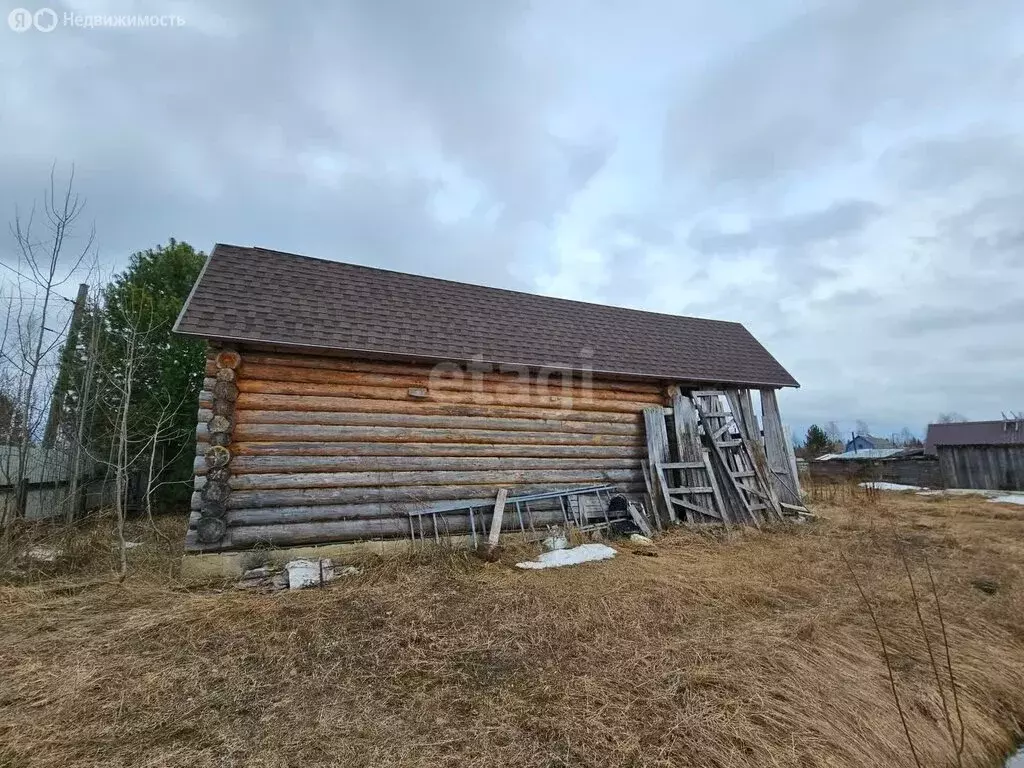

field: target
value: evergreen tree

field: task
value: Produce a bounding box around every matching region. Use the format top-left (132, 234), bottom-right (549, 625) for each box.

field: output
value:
top-left (804, 424), bottom-right (832, 458)
top-left (63, 240), bottom-right (206, 510)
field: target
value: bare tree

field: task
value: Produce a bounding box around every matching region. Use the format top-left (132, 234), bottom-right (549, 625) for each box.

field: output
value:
top-left (855, 420), bottom-right (871, 437)
top-left (896, 427), bottom-right (922, 448)
top-left (937, 412), bottom-right (968, 424)
top-left (824, 420), bottom-right (842, 450)
top-left (0, 165), bottom-right (94, 531)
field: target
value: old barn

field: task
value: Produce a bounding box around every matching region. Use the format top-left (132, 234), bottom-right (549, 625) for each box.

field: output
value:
top-left (925, 419), bottom-right (1024, 491)
top-left (174, 245), bottom-right (801, 558)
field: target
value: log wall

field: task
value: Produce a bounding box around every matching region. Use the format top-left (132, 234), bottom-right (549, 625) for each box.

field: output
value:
top-left (186, 349), bottom-right (666, 551)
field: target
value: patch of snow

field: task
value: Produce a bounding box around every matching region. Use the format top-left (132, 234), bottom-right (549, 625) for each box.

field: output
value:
top-left (989, 495), bottom-right (1024, 506)
top-left (859, 482), bottom-right (924, 491)
top-left (629, 534), bottom-right (655, 546)
top-left (917, 488), bottom-right (992, 497)
top-left (515, 543), bottom-right (617, 570)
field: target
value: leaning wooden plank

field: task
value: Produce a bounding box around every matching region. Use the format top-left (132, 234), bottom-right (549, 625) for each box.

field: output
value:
top-left (487, 489), bottom-right (509, 549)
top-left (668, 497), bottom-right (723, 517)
top-left (670, 389), bottom-right (721, 523)
top-left (653, 464), bottom-right (677, 525)
top-left (760, 389), bottom-right (803, 508)
top-left (783, 422), bottom-right (803, 498)
top-left (703, 451), bottom-right (732, 528)
top-left (640, 460), bottom-right (663, 532)
top-left (643, 407), bottom-right (676, 524)
top-left (626, 501), bottom-right (654, 538)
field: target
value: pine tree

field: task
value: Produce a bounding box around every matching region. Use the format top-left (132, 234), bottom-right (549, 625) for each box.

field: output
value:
top-left (804, 424), bottom-right (832, 458)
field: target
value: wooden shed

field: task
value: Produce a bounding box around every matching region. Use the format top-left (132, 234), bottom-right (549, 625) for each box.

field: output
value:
top-left (174, 245), bottom-right (800, 554)
top-left (925, 419), bottom-right (1024, 491)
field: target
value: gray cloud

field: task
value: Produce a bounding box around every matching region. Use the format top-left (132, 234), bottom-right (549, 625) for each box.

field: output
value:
top-left (688, 200), bottom-right (883, 255)
top-left (2, 0), bottom-right (1023, 439)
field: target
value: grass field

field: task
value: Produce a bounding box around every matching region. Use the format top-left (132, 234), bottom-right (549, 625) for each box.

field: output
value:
top-left (1, 486), bottom-right (1023, 767)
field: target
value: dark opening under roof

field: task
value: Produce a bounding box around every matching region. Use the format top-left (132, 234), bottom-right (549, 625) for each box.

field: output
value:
top-left (173, 244), bottom-right (799, 388)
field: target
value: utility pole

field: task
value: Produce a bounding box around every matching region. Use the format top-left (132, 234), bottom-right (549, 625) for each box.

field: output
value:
top-left (42, 283), bottom-right (88, 448)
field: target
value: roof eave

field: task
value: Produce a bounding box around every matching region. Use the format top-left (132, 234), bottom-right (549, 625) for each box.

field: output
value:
top-left (172, 329), bottom-right (800, 389)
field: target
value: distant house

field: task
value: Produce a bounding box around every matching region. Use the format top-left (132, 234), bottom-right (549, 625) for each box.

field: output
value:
top-left (0, 446), bottom-right (115, 520)
top-left (844, 435), bottom-right (894, 452)
top-left (925, 419), bottom-right (1024, 490)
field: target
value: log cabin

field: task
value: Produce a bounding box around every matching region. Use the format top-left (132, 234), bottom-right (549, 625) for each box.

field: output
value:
top-left (174, 244), bottom-right (800, 558)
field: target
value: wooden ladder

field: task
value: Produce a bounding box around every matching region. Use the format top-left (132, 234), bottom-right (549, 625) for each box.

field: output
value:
top-left (692, 391), bottom-right (783, 525)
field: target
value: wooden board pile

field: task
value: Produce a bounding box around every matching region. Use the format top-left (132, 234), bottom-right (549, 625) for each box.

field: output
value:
top-left (640, 387), bottom-right (807, 528)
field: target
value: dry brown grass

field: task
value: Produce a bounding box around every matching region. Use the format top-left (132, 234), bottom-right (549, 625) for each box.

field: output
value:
top-left (2, 487), bottom-right (1023, 768)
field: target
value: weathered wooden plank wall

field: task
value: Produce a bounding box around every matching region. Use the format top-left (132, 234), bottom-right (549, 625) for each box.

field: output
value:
top-left (937, 445), bottom-right (1024, 491)
top-left (186, 349), bottom-right (662, 551)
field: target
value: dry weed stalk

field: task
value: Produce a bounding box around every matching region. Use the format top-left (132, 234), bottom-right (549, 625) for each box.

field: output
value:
top-left (844, 524), bottom-right (969, 768)
top-left (840, 549), bottom-right (924, 768)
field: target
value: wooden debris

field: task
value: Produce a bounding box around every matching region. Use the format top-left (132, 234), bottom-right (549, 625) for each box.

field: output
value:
top-left (626, 501), bottom-right (654, 538)
top-left (641, 386), bottom-right (801, 529)
top-left (487, 488), bottom-right (509, 549)
top-left (643, 406), bottom-right (675, 525)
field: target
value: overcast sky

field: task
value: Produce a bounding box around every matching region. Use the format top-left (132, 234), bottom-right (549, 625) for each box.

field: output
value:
top-left (3, 0), bottom-right (1023, 440)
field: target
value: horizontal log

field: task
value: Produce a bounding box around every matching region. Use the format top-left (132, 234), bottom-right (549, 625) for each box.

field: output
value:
top-left (201, 455), bottom-right (638, 475)
top-left (232, 363), bottom-right (661, 403)
top-left (232, 409), bottom-right (639, 435)
top-left (229, 441), bottom-right (644, 459)
top-left (226, 514), bottom-right (565, 548)
top-left (229, 468), bottom-right (642, 491)
top-left (236, 380), bottom-right (658, 412)
top-left (220, 482), bottom-right (646, 509)
top-left (226, 499), bottom-right (568, 526)
top-left (232, 424), bottom-right (642, 446)
top-left (223, 520), bottom-right (512, 548)
top-left (235, 393), bottom-right (643, 423)
top-left (237, 353), bottom-right (664, 395)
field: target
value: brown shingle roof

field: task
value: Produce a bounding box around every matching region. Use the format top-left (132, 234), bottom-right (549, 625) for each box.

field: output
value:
top-left (173, 244), bottom-right (799, 388)
top-left (925, 420), bottom-right (1024, 453)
